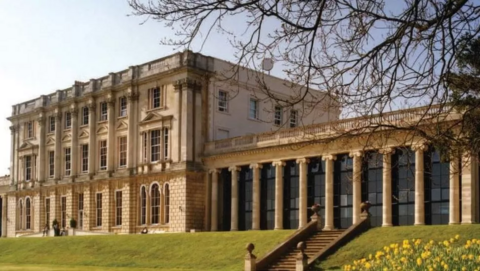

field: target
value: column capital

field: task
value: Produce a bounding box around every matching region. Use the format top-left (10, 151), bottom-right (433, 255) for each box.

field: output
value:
top-left (69, 104), bottom-right (78, 115)
top-left (208, 169), bottom-right (220, 175)
top-left (379, 147), bottom-right (395, 155)
top-left (249, 163), bottom-right (263, 170)
top-left (296, 158), bottom-right (310, 164)
top-left (9, 125), bottom-right (17, 134)
top-left (106, 93), bottom-right (115, 106)
top-left (228, 166), bottom-right (241, 172)
top-left (322, 154), bottom-right (336, 161)
top-left (411, 142), bottom-right (428, 152)
top-left (272, 160), bottom-right (286, 167)
top-left (87, 98), bottom-right (96, 109)
top-left (53, 108), bottom-right (62, 120)
top-left (126, 91), bottom-right (139, 101)
top-left (349, 151), bottom-right (363, 158)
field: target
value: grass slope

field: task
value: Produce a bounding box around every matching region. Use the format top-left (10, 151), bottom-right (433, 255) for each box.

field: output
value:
top-left (0, 230), bottom-right (294, 271)
top-left (317, 224), bottom-right (480, 270)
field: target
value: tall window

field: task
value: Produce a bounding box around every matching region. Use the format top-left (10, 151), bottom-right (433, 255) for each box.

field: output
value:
top-left (164, 183), bottom-right (170, 224)
top-left (118, 137), bottom-right (127, 167)
top-left (274, 106), bottom-right (282, 126)
top-left (151, 130), bottom-right (161, 162)
top-left (290, 110), bottom-right (298, 128)
top-left (307, 158), bottom-right (326, 226)
top-left (26, 198), bottom-right (31, 230)
top-left (49, 151), bottom-right (55, 177)
top-left (99, 102), bottom-right (108, 121)
top-left (164, 128), bottom-right (169, 159)
top-left (116, 191), bottom-right (122, 226)
top-left (99, 140), bottom-right (107, 170)
top-left (65, 112), bottom-right (72, 129)
top-left (392, 148), bottom-right (415, 226)
top-left (151, 184), bottom-right (160, 224)
top-left (19, 200), bottom-right (23, 230)
top-left (78, 193), bottom-right (84, 229)
top-left (249, 98), bottom-right (258, 120)
top-left (81, 144), bottom-right (89, 173)
top-left (334, 154), bottom-right (353, 229)
top-left (119, 97), bottom-right (127, 117)
top-left (260, 164), bottom-right (276, 230)
top-left (25, 156), bottom-right (32, 181)
top-left (425, 149), bottom-right (450, 225)
top-left (150, 87), bottom-right (162, 109)
top-left (65, 148), bottom-right (71, 176)
top-left (218, 90), bottom-right (228, 112)
top-left (81, 107), bottom-right (89, 125)
top-left (49, 116), bottom-right (55, 133)
top-left (96, 193), bottom-right (102, 227)
top-left (362, 152), bottom-right (383, 227)
top-left (61, 196), bottom-right (67, 228)
top-left (284, 161), bottom-right (300, 229)
top-left (140, 186), bottom-right (147, 225)
top-left (45, 198), bottom-right (50, 228)
top-left (25, 121), bottom-right (34, 138)
top-left (239, 167), bottom-right (253, 230)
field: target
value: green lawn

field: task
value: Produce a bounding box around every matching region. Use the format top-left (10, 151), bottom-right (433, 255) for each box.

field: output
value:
top-left (0, 230), bottom-right (294, 271)
top-left (316, 224), bottom-right (480, 270)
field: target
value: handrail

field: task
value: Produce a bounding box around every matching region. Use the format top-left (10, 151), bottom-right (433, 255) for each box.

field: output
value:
top-left (256, 220), bottom-right (319, 270)
top-left (306, 215), bottom-right (371, 268)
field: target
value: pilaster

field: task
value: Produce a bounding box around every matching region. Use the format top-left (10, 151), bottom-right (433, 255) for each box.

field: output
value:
top-left (70, 105), bottom-right (79, 178)
top-left (107, 94), bottom-right (115, 173)
top-left (54, 109), bottom-right (62, 181)
top-left (37, 114), bottom-right (46, 183)
top-left (9, 126), bottom-right (16, 186)
top-left (88, 100), bottom-right (97, 176)
top-left (210, 169), bottom-right (219, 231)
top-left (126, 91), bottom-right (138, 171)
top-left (461, 151), bottom-right (478, 224)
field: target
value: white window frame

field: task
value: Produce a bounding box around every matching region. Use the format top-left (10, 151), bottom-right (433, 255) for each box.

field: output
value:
top-left (163, 128), bottom-right (169, 159)
top-left (151, 87), bottom-right (162, 109)
top-left (274, 106), bottom-right (283, 126)
top-left (65, 112), bottom-right (72, 129)
top-left (64, 148), bottom-right (71, 176)
top-left (25, 156), bottom-right (32, 181)
top-left (26, 121), bottom-right (34, 138)
top-left (118, 136), bottom-right (127, 168)
top-left (119, 96), bottom-right (127, 117)
top-left (81, 144), bottom-right (89, 173)
top-left (150, 130), bottom-right (161, 162)
top-left (48, 151), bottom-right (55, 178)
top-left (81, 107), bottom-right (89, 126)
top-left (249, 98), bottom-right (259, 120)
top-left (99, 140), bottom-right (107, 170)
top-left (218, 90), bottom-right (228, 112)
top-left (49, 116), bottom-right (55, 133)
top-left (290, 110), bottom-right (298, 128)
top-left (99, 102), bottom-right (108, 122)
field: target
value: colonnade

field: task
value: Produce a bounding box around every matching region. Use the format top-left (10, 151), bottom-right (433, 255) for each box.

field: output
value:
top-left (208, 146), bottom-right (477, 231)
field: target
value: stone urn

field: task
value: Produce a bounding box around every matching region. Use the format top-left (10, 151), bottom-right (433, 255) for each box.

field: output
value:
top-left (311, 203), bottom-right (321, 215)
top-left (360, 201), bottom-right (371, 213)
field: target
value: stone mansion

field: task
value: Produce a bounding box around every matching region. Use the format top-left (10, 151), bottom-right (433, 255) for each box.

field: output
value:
top-left (0, 51), bottom-right (478, 238)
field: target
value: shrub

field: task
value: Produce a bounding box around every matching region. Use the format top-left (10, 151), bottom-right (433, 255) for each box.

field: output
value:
top-left (343, 235), bottom-right (480, 270)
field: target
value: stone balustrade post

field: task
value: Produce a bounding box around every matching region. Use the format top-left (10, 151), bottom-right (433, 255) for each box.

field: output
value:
top-left (296, 242), bottom-right (308, 271)
top-left (244, 243), bottom-right (256, 271)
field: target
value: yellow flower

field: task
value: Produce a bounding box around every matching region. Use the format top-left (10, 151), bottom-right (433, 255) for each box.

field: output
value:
top-left (417, 258), bottom-right (423, 266)
top-left (455, 234), bottom-right (460, 240)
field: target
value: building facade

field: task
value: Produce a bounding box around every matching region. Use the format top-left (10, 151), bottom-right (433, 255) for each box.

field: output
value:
top-left (0, 51), bottom-right (338, 237)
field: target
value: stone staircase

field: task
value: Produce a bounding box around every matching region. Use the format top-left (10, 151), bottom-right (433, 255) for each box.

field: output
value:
top-left (266, 229), bottom-right (345, 271)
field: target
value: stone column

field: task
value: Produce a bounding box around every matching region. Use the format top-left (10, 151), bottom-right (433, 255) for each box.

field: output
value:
top-left (322, 155), bottom-right (336, 231)
top-left (349, 151), bottom-right (363, 224)
top-left (70, 105), bottom-right (79, 178)
top-left (179, 79), bottom-right (195, 163)
top-left (296, 158), bottom-right (309, 228)
top-left (37, 114), bottom-right (46, 183)
top-left (107, 95), bottom-right (115, 174)
top-left (449, 156), bottom-right (460, 224)
top-left (9, 126), bottom-right (16, 186)
top-left (126, 91), bottom-right (137, 171)
top-left (250, 163), bottom-right (262, 230)
top-left (88, 100), bottom-right (96, 177)
top-left (273, 160), bottom-right (285, 230)
top-left (229, 166), bottom-right (240, 231)
top-left (461, 151), bottom-right (478, 224)
top-left (413, 143), bottom-right (427, 225)
top-left (210, 169), bottom-right (219, 231)
top-left (1, 195), bottom-right (7, 237)
top-left (380, 148), bottom-right (394, 227)
top-left (54, 109), bottom-right (62, 181)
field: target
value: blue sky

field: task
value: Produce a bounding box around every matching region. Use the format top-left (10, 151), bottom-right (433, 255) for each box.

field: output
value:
top-left (0, 1), bottom-right (254, 175)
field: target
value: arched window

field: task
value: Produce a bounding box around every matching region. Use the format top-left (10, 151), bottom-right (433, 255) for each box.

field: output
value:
top-left (151, 184), bottom-right (160, 224)
top-left (164, 183), bottom-right (170, 224)
top-left (140, 186), bottom-right (147, 225)
top-left (26, 198), bottom-right (31, 230)
top-left (19, 199), bottom-right (23, 230)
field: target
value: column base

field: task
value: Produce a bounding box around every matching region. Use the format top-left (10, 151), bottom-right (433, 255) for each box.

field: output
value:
top-left (414, 223), bottom-right (425, 226)
top-left (323, 225), bottom-right (333, 231)
top-left (461, 221), bottom-right (474, 225)
top-left (274, 227), bottom-right (283, 230)
top-left (230, 228), bottom-right (238, 231)
top-left (449, 222), bottom-right (460, 225)
top-left (382, 223), bottom-right (393, 227)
